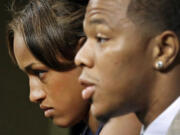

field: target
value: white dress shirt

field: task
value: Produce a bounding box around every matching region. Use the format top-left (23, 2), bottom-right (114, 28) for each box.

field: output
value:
top-left (140, 97), bottom-right (180, 135)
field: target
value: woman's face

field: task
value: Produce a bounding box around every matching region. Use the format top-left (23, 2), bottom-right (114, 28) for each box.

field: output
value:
top-left (13, 31), bottom-right (89, 127)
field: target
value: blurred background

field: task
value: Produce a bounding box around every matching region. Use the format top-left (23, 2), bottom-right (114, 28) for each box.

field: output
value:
top-left (0, 0), bottom-right (84, 134)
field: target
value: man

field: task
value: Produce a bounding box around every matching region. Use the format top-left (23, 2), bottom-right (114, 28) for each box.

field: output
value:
top-left (167, 111), bottom-right (180, 135)
top-left (75, 0), bottom-right (180, 134)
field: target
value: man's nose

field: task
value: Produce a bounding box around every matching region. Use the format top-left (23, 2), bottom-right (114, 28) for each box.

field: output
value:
top-left (75, 39), bottom-right (94, 68)
top-left (29, 78), bottom-right (46, 103)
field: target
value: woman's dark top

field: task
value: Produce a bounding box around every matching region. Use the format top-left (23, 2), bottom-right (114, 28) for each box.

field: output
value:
top-left (81, 124), bottom-right (104, 135)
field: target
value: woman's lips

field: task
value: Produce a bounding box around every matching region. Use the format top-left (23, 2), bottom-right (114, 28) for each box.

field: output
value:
top-left (40, 105), bottom-right (54, 118)
top-left (44, 108), bottom-right (54, 118)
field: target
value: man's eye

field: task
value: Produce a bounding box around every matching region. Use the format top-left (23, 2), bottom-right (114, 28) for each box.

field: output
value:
top-left (96, 33), bottom-right (109, 44)
top-left (96, 36), bottom-right (109, 44)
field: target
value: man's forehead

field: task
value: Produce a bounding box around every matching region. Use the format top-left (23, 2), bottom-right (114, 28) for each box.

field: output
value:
top-left (87, 0), bottom-right (131, 10)
top-left (86, 0), bottom-right (131, 20)
top-left (85, 0), bottom-right (132, 28)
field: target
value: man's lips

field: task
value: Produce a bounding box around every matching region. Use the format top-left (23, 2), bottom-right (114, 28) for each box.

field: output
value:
top-left (79, 78), bottom-right (96, 100)
top-left (40, 105), bottom-right (54, 118)
top-left (82, 86), bottom-right (96, 100)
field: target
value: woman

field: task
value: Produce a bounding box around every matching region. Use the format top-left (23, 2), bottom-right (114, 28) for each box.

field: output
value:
top-left (7, 0), bottom-right (141, 134)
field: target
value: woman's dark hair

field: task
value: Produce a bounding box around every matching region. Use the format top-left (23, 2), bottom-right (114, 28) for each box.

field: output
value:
top-left (8, 0), bottom-right (86, 71)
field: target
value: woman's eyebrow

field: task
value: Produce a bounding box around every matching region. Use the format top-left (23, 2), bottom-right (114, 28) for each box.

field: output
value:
top-left (23, 63), bottom-right (35, 73)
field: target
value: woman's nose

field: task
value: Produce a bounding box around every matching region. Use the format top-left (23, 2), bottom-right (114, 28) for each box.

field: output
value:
top-left (29, 78), bottom-right (46, 103)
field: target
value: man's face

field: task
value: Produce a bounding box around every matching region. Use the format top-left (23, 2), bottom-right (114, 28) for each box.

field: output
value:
top-left (75, 0), bottom-right (155, 122)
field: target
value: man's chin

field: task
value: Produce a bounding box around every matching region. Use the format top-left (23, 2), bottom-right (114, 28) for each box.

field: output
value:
top-left (91, 104), bottom-right (112, 123)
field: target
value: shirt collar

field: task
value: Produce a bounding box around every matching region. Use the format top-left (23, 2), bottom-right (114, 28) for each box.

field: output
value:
top-left (140, 97), bottom-right (180, 135)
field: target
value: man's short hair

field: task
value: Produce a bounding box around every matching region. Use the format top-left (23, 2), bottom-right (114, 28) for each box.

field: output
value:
top-left (128, 0), bottom-right (180, 37)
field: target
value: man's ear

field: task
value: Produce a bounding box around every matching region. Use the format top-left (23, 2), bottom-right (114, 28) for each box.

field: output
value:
top-left (153, 31), bottom-right (179, 70)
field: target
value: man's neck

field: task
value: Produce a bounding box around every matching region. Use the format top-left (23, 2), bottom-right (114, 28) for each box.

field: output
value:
top-left (87, 111), bottom-right (100, 134)
top-left (137, 70), bottom-right (180, 128)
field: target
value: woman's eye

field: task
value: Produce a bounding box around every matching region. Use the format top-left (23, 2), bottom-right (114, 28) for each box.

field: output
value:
top-left (32, 70), bottom-right (47, 79)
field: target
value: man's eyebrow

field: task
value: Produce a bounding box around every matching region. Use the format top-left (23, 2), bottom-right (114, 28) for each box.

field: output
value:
top-left (89, 18), bottom-right (108, 25)
top-left (87, 17), bottom-right (114, 31)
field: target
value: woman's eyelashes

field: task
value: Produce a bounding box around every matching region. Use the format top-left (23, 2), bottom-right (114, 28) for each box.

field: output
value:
top-left (31, 69), bottom-right (48, 79)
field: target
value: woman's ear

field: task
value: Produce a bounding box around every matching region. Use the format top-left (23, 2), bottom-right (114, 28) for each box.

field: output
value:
top-left (153, 31), bottom-right (179, 70)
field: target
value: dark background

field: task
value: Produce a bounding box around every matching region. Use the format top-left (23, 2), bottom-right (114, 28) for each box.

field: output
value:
top-left (0, 0), bottom-right (70, 134)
